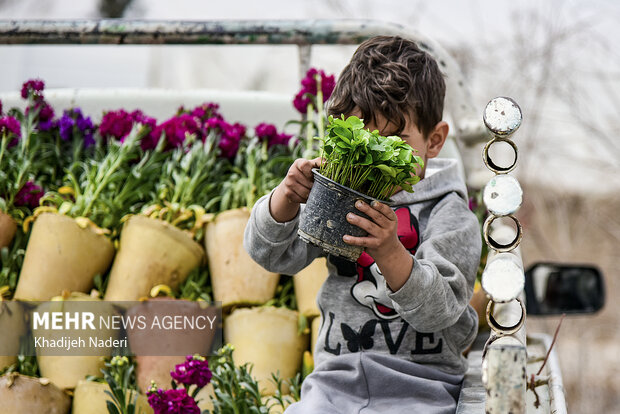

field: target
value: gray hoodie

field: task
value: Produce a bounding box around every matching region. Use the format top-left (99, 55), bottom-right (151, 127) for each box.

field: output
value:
top-left (244, 158), bottom-right (482, 376)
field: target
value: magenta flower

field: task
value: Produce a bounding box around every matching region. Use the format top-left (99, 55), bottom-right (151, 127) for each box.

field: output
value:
top-left (0, 115), bottom-right (21, 148)
top-left (170, 355), bottom-right (212, 388)
top-left (153, 114), bottom-right (201, 150)
top-left (24, 102), bottom-right (56, 132)
top-left (99, 109), bottom-right (135, 141)
top-left (293, 68), bottom-right (336, 114)
top-left (255, 122), bottom-right (278, 141)
top-left (190, 102), bottom-right (222, 124)
top-left (147, 388), bottom-right (200, 414)
top-left (100, 109), bottom-right (159, 149)
top-left (14, 182), bottom-right (43, 209)
top-left (207, 117), bottom-right (246, 159)
top-left (21, 79), bottom-right (45, 101)
top-left (255, 122), bottom-right (294, 148)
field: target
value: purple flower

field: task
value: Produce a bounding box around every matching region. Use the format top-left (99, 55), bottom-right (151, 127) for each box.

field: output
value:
top-left (58, 108), bottom-right (96, 148)
top-left (14, 182), bottom-right (43, 209)
top-left (0, 99), bottom-right (3, 115)
top-left (147, 388), bottom-right (200, 414)
top-left (21, 79), bottom-right (45, 101)
top-left (170, 355), bottom-right (212, 389)
top-left (153, 114), bottom-right (201, 150)
top-left (0, 116), bottom-right (21, 148)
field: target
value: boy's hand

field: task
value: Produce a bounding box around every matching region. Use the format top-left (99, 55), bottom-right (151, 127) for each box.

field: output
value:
top-left (344, 200), bottom-right (413, 291)
top-left (269, 157), bottom-right (322, 223)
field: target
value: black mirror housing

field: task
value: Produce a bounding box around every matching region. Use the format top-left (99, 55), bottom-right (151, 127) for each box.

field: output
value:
top-left (524, 263), bottom-right (605, 316)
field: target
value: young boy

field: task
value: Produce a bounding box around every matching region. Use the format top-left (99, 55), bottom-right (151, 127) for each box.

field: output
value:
top-left (244, 36), bottom-right (482, 414)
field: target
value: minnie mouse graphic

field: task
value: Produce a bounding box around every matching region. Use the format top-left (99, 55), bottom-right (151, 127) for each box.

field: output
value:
top-left (330, 207), bottom-right (420, 320)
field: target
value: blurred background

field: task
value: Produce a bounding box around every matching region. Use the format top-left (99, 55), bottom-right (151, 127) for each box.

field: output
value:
top-left (1, 0), bottom-right (619, 412)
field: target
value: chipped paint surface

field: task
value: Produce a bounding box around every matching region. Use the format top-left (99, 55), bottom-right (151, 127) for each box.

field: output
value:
top-left (483, 174), bottom-right (523, 216)
top-left (0, 18), bottom-right (488, 147)
top-left (481, 97), bottom-right (526, 413)
top-left (483, 96), bottom-right (522, 136)
top-left (482, 252), bottom-right (525, 303)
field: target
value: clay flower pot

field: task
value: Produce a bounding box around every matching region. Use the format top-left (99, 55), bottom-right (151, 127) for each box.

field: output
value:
top-left (0, 211), bottom-right (17, 250)
top-left (225, 306), bottom-right (308, 395)
top-left (34, 292), bottom-right (118, 389)
top-left (72, 380), bottom-right (152, 414)
top-left (293, 258), bottom-right (328, 318)
top-left (0, 373), bottom-right (71, 414)
top-left (0, 301), bottom-right (26, 372)
top-left (206, 208), bottom-right (279, 307)
top-left (14, 213), bottom-right (115, 301)
top-left (104, 215), bottom-right (204, 301)
top-left (125, 298), bottom-right (218, 392)
top-left (299, 169), bottom-right (389, 262)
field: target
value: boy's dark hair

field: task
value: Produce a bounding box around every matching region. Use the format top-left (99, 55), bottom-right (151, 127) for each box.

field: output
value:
top-left (327, 35), bottom-right (446, 138)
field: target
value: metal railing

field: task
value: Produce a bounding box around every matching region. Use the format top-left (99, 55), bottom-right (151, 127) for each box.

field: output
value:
top-left (2, 18), bottom-right (521, 411)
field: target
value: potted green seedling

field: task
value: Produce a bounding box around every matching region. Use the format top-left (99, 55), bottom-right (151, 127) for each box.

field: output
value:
top-left (298, 115), bottom-right (424, 261)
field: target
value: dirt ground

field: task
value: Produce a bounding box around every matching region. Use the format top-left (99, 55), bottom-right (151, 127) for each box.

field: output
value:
top-left (518, 183), bottom-right (620, 413)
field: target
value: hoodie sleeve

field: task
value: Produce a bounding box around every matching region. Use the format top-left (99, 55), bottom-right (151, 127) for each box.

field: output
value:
top-left (243, 192), bottom-right (323, 275)
top-left (385, 192), bottom-right (482, 332)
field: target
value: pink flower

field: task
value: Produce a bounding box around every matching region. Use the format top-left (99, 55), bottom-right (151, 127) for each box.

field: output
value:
top-left (21, 79), bottom-right (45, 101)
top-left (14, 181), bottom-right (43, 209)
top-left (147, 388), bottom-right (200, 414)
top-left (170, 355), bottom-right (212, 389)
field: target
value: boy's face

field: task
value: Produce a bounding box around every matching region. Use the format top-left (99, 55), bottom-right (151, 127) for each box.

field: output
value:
top-left (351, 110), bottom-right (447, 178)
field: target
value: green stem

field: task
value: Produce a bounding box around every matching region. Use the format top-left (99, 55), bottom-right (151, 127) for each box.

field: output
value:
top-left (305, 103), bottom-right (314, 157)
top-left (316, 75), bottom-right (325, 141)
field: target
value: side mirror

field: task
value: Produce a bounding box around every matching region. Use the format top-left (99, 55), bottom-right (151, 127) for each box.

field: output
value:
top-left (524, 263), bottom-right (605, 316)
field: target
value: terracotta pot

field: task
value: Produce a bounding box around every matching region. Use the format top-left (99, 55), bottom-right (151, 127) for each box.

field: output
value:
top-left (470, 281), bottom-right (490, 330)
top-left (14, 213), bottom-right (115, 301)
top-left (104, 216), bottom-right (204, 301)
top-left (0, 301), bottom-right (26, 371)
top-left (0, 211), bottom-right (17, 250)
top-left (35, 293), bottom-right (117, 389)
top-left (0, 373), bottom-right (71, 414)
top-left (72, 380), bottom-right (152, 414)
top-left (126, 299), bottom-right (218, 392)
top-left (293, 258), bottom-right (328, 318)
top-left (206, 208), bottom-right (279, 307)
top-left (225, 307), bottom-right (308, 395)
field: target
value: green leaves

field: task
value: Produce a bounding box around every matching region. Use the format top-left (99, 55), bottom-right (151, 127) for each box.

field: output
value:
top-left (319, 115), bottom-right (424, 200)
